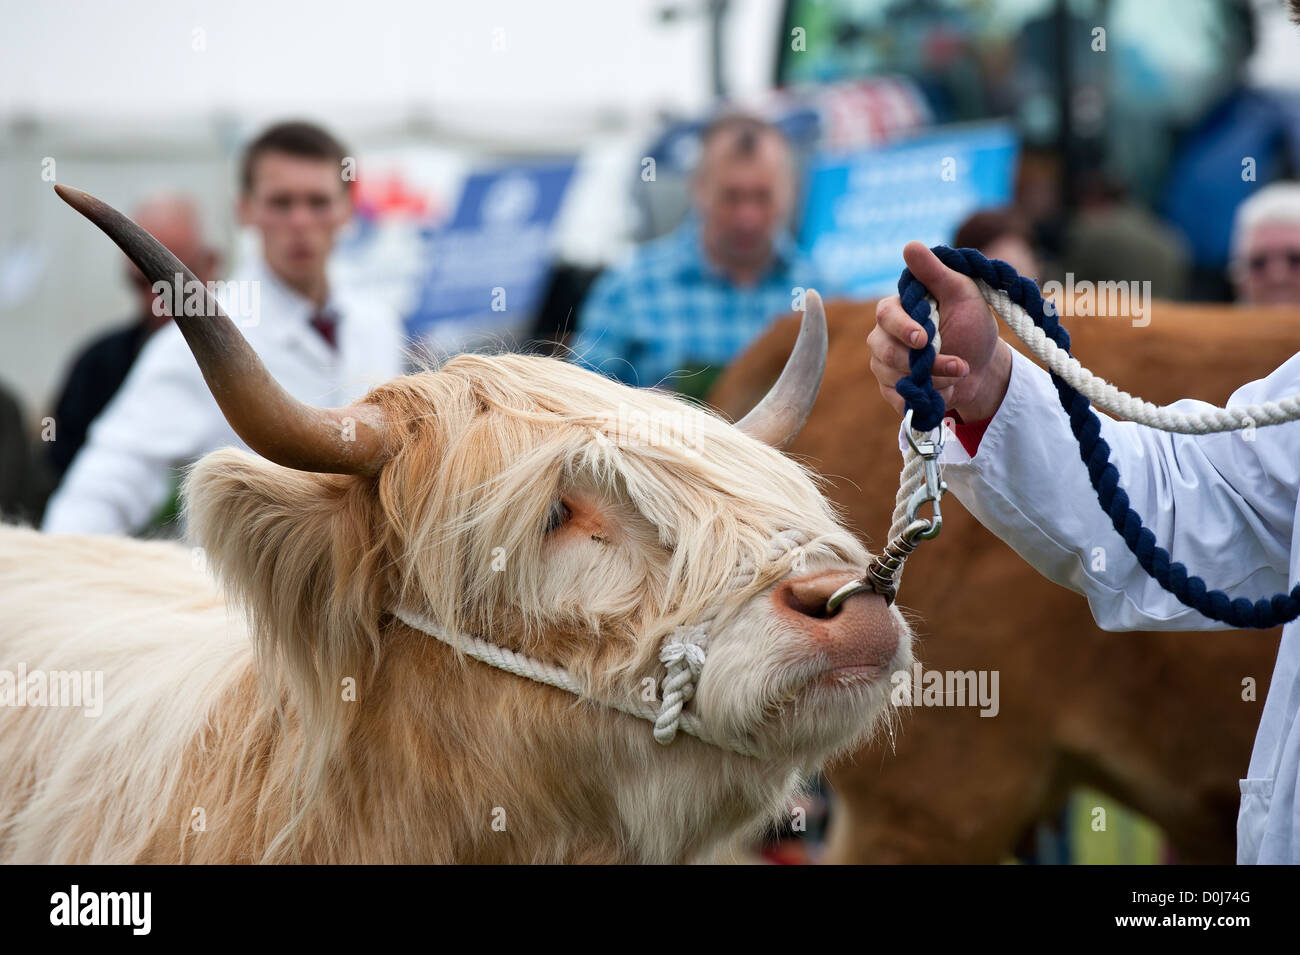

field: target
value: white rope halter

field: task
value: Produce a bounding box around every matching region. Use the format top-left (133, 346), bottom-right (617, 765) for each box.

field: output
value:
top-left (391, 528), bottom-right (814, 760)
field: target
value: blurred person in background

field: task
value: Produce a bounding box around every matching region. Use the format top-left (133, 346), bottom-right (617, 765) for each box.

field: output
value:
top-left (570, 112), bottom-right (826, 399)
top-left (0, 381), bottom-right (50, 525)
top-left (45, 194), bottom-right (219, 482)
top-left (953, 206), bottom-right (1041, 279)
top-left (43, 120), bottom-right (405, 536)
top-left (1229, 181), bottom-right (1300, 306)
top-left (1061, 172), bottom-right (1190, 301)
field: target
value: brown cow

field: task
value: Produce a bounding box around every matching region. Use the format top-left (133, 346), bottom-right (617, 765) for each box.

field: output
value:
top-left (709, 298), bottom-right (1289, 863)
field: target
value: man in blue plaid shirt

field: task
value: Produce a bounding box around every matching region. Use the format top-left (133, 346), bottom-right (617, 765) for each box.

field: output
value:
top-left (571, 114), bottom-right (829, 398)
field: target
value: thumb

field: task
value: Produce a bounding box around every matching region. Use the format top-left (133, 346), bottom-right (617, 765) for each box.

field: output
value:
top-left (902, 240), bottom-right (979, 305)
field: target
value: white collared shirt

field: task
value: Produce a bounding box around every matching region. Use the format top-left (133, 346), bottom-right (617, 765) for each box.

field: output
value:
top-left (43, 258), bottom-right (405, 535)
top-left (903, 346), bottom-right (1300, 863)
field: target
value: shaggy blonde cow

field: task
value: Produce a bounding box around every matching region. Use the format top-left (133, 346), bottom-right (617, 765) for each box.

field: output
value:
top-left (0, 188), bottom-right (910, 864)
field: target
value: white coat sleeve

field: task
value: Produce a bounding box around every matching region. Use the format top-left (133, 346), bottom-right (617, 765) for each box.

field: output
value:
top-left (42, 326), bottom-right (231, 535)
top-left (914, 345), bottom-right (1300, 631)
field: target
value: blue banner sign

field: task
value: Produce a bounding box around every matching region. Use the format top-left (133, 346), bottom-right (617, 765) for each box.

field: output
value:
top-left (406, 160), bottom-right (576, 352)
top-left (800, 122), bottom-right (1019, 297)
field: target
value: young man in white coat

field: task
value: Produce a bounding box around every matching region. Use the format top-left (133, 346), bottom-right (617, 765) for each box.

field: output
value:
top-left (43, 121), bottom-right (405, 535)
top-left (869, 240), bottom-right (1300, 864)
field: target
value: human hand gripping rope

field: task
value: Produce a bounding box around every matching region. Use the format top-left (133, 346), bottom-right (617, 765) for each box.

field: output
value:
top-left (833, 245), bottom-right (1300, 629)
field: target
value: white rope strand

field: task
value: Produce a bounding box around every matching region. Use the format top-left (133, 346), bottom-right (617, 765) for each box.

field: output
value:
top-left (889, 296), bottom-right (942, 543)
top-left (982, 284), bottom-right (1300, 433)
top-left (654, 629), bottom-right (707, 745)
top-left (389, 529), bottom-right (817, 760)
top-left (391, 606), bottom-right (760, 757)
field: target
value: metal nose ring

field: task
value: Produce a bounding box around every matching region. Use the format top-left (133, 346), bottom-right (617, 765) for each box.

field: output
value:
top-left (825, 577), bottom-right (891, 614)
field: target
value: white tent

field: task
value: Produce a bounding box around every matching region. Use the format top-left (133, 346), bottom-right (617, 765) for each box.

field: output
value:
top-left (0, 0), bottom-right (785, 411)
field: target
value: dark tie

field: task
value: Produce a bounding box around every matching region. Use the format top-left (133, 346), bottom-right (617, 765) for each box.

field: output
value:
top-left (309, 309), bottom-right (338, 350)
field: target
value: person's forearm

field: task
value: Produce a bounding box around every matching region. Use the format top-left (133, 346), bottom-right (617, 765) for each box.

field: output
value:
top-left (936, 347), bottom-right (1297, 631)
top-left (951, 339), bottom-right (1013, 424)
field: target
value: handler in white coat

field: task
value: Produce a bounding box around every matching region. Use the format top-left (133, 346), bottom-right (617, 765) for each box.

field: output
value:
top-left (869, 241), bottom-right (1300, 864)
top-left (43, 121), bottom-right (405, 536)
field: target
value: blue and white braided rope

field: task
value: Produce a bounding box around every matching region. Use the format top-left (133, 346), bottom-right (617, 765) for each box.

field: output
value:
top-left (896, 246), bottom-right (1300, 629)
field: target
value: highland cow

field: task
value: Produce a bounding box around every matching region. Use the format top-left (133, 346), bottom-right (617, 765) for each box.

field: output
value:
top-left (0, 187), bottom-right (910, 864)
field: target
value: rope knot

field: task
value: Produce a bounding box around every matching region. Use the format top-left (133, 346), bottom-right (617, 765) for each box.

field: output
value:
top-left (659, 638), bottom-right (706, 674)
top-left (654, 624), bottom-right (708, 746)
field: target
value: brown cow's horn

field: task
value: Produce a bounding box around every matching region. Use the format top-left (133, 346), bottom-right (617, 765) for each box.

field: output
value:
top-left (734, 288), bottom-right (827, 448)
top-left (54, 184), bottom-right (391, 476)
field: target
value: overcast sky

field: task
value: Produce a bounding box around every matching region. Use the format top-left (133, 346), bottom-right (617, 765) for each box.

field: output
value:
top-left (0, 0), bottom-right (784, 127)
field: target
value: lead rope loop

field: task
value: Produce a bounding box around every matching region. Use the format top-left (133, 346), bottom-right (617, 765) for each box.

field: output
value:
top-left (893, 245), bottom-right (1300, 629)
top-left (833, 299), bottom-right (948, 610)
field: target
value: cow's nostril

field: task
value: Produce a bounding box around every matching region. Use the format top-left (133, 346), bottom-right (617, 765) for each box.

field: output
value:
top-left (779, 581), bottom-right (833, 619)
top-left (780, 572), bottom-right (859, 619)
top-left (775, 571), bottom-right (900, 674)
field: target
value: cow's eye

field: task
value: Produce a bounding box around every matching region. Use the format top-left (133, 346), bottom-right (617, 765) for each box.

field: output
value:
top-left (544, 499), bottom-right (572, 533)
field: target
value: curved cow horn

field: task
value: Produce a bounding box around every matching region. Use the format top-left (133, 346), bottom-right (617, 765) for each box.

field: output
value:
top-left (734, 288), bottom-right (827, 448)
top-left (55, 184), bottom-right (391, 476)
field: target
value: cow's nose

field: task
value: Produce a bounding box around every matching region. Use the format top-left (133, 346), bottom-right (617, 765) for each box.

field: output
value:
top-left (772, 570), bottom-right (899, 674)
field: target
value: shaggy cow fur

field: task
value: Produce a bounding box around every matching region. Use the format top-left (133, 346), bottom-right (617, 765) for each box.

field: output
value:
top-left (0, 353), bottom-right (911, 863)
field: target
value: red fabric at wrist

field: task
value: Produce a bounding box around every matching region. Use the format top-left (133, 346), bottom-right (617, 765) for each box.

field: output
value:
top-left (951, 414), bottom-right (994, 457)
